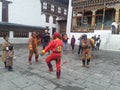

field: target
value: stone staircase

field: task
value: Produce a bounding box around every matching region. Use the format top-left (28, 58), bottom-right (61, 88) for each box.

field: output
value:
top-left (104, 35), bottom-right (120, 51)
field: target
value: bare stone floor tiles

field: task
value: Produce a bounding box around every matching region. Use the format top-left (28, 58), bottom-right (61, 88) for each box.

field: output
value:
top-left (0, 44), bottom-right (120, 90)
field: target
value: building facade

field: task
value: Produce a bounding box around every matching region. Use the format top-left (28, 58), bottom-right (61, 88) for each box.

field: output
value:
top-left (40, 0), bottom-right (68, 34)
top-left (72, 0), bottom-right (120, 32)
top-left (65, 0), bottom-right (120, 50)
top-left (0, 0), bottom-right (68, 44)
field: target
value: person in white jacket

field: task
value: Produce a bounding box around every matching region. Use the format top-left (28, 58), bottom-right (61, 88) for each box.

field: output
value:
top-left (111, 21), bottom-right (118, 34)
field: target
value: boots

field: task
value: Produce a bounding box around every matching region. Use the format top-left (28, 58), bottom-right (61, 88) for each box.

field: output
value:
top-left (35, 59), bottom-right (39, 62)
top-left (81, 60), bottom-right (85, 67)
top-left (28, 61), bottom-right (32, 65)
top-left (57, 75), bottom-right (60, 79)
top-left (8, 66), bottom-right (13, 71)
top-left (49, 68), bottom-right (53, 72)
top-left (4, 62), bottom-right (8, 69)
top-left (86, 59), bottom-right (90, 68)
top-left (56, 71), bottom-right (61, 79)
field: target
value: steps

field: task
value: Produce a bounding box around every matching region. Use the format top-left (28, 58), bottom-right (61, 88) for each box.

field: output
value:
top-left (104, 35), bottom-right (120, 51)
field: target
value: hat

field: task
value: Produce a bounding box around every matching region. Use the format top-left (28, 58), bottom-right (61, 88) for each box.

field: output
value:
top-left (53, 32), bottom-right (61, 39)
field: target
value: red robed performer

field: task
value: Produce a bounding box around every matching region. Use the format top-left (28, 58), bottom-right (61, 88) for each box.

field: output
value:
top-left (41, 32), bottom-right (63, 79)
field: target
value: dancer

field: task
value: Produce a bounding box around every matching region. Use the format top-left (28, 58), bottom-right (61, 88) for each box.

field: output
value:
top-left (28, 32), bottom-right (39, 65)
top-left (81, 34), bottom-right (95, 68)
top-left (41, 32), bottom-right (63, 79)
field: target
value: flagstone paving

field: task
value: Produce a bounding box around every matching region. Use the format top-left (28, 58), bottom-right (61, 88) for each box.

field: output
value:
top-left (0, 44), bottom-right (120, 90)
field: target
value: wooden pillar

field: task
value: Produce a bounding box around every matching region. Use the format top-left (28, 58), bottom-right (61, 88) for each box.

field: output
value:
top-left (72, 16), bottom-right (77, 27)
top-left (101, 3), bottom-right (106, 30)
top-left (115, 8), bottom-right (120, 23)
top-left (91, 10), bottom-right (96, 26)
top-left (1, 0), bottom-right (12, 22)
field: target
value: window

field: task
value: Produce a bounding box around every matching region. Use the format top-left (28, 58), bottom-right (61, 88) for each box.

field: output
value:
top-left (53, 16), bottom-right (56, 24)
top-left (64, 9), bottom-right (67, 15)
top-left (14, 32), bottom-right (28, 38)
top-left (51, 4), bottom-right (54, 12)
top-left (52, 28), bottom-right (56, 35)
top-left (58, 7), bottom-right (61, 13)
top-left (46, 15), bottom-right (50, 23)
top-left (46, 26), bottom-right (49, 30)
top-left (0, 31), bottom-right (9, 37)
top-left (43, 2), bottom-right (47, 9)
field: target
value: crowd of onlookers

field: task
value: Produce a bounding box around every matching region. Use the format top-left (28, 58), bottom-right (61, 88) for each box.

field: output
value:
top-left (0, 29), bottom-right (101, 72)
top-left (59, 33), bottom-right (101, 53)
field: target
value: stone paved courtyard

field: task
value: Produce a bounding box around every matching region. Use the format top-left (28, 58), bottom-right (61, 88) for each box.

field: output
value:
top-left (0, 44), bottom-right (120, 90)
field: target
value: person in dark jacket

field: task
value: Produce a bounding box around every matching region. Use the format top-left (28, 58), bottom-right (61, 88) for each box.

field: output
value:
top-left (42, 30), bottom-right (50, 49)
top-left (71, 35), bottom-right (76, 50)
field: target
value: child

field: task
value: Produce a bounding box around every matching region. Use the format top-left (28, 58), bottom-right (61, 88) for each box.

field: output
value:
top-left (6, 45), bottom-right (14, 71)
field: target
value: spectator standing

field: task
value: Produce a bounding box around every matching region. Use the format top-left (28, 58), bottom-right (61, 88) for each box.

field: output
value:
top-left (1, 35), bottom-right (11, 69)
top-left (78, 34), bottom-right (82, 54)
top-left (6, 45), bottom-right (14, 71)
top-left (71, 35), bottom-right (76, 50)
top-left (111, 21), bottom-right (118, 34)
top-left (96, 35), bottom-right (101, 50)
top-left (42, 30), bottom-right (50, 49)
top-left (62, 34), bottom-right (69, 51)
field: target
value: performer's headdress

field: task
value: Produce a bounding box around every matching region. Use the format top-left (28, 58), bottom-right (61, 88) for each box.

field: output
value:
top-left (53, 32), bottom-right (61, 39)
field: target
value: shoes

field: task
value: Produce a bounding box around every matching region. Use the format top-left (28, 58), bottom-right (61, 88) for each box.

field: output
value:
top-left (86, 65), bottom-right (90, 68)
top-left (57, 76), bottom-right (60, 79)
top-left (5, 66), bottom-right (8, 69)
top-left (8, 66), bottom-right (13, 71)
top-left (49, 68), bottom-right (53, 72)
top-left (28, 61), bottom-right (32, 65)
top-left (35, 60), bottom-right (39, 62)
top-left (8, 69), bottom-right (13, 71)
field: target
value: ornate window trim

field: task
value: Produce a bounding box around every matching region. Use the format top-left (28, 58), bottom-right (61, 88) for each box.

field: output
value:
top-left (51, 4), bottom-right (54, 12)
top-left (45, 15), bottom-right (50, 23)
top-left (13, 31), bottom-right (29, 38)
top-left (0, 31), bottom-right (9, 37)
top-left (58, 7), bottom-right (61, 13)
top-left (53, 16), bottom-right (57, 24)
top-left (64, 9), bottom-right (67, 15)
top-left (43, 2), bottom-right (47, 9)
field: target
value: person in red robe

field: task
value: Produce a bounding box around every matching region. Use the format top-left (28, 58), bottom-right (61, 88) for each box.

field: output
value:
top-left (41, 32), bottom-right (63, 79)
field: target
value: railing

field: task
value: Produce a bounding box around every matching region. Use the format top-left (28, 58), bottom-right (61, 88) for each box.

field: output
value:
top-left (72, 0), bottom-right (120, 7)
top-left (72, 26), bottom-right (95, 33)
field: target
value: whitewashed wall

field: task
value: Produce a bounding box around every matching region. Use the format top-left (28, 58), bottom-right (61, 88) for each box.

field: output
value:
top-left (67, 30), bottom-right (111, 50)
top-left (0, 0), bottom-right (60, 44)
top-left (8, 0), bottom-right (59, 36)
top-left (66, 0), bottom-right (115, 50)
